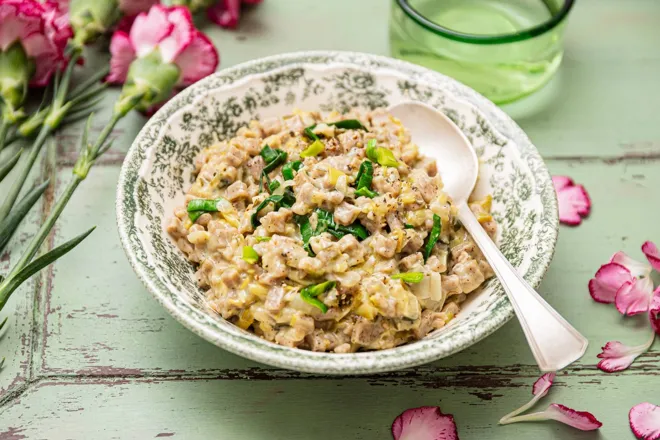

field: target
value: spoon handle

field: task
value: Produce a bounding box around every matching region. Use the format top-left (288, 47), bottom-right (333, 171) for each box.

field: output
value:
top-left (457, 202), bottom-right (588, 372)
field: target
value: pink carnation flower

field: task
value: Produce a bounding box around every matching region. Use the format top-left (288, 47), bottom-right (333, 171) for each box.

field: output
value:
top-left (0, 0), bottom-right (71, 86)
top-left (207, 0), bottom-right (262, 29)
top-left (106, 4), bottom-right (218, 113)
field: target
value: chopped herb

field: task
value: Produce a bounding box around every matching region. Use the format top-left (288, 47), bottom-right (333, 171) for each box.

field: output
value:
top-left (404, 223), bottom-right (415, 229)
top-left (242, 246), bottom-right (259, 264)
top-left (259, 144), bottom-right (280, 163)
top-left (304, 120), bottom-right (367, 141)
top-left (391, 272), bottom-right (424, 283)
top-left (282, 161), bottom-right (303, 180)
top-left (355, 160), bottom-right (374, 190)
top-left (294, 214), bottom-right (314, 255)
top-left (355, 187), bottom-right (378, 198)
top-left (303, 125), bottom-right (319, 140)
top-left (315, 208), bottom-right (369, 240)
top-left (366, 139), bottom-right (399, 167)
top-left (300, 280), bottom-right (336, 313)
top-left (262, 150), bottom-right (287, 174)
top-left (254, 236), bottom-right (271, 243)
top-left (423, 214), bottom-right (442, 262)
top-left (300, 139), bottom-right (325, 158)
top-left (250, 192), bottom-right (296, 228)
top-left (268, 180), bottom-right (281, 192)
top-left (328, 119), bottom-right (367, 130)
top-left (187, 197), bottom-right (237, 225)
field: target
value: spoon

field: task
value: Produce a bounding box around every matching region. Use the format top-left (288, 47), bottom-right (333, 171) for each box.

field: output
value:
top-left (388, 101), bottom-right (588, 372)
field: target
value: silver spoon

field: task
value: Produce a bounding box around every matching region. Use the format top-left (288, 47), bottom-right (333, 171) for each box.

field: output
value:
top-left (388, 101), bottom-right (588, 372)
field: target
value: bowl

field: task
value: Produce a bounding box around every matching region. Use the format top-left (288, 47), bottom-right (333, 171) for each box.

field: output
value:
top-left (116, 51), bottom-right (558, 374)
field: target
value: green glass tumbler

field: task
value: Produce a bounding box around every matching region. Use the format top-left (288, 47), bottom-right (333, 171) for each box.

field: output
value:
top-left (390, 0), bottom-right (575, 105)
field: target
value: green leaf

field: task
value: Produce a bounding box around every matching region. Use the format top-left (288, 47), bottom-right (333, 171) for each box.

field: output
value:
top-left (303, 125), bottom-right (319, 140)
top-left (300, 281), bottom-right (335, 313)
top-left (242, 246), bottom-right (259, 264)
top-left (355, 187), bottom-right (378, 198)
top-left (260, 144), bottom-right (279, 163)
top-left (294, 214), bottom-right (314, 256)
top-left (0, 316), bottom-right (7, 332)
top-left (0, 180), bottom-right (50, 253)
top-left (282, 161), bottom-right (302, 180)
top-left (314, 208), bottom-right (369, 241)
top-left (423, 214), bottom-right (442, 262)
top-left (0, 227), bottom-right (95, 309)
top-left (250, 192), bottom-right (295, 228)
top-left (0, 148), bottom-right (22, 182)
top-left (391, 272), bottom-right (424, 283)
top-left (328, 119), bottom-right (367, 130)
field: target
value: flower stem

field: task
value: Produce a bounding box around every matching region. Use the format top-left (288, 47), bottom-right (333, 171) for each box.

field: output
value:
top-left (0, 47), bottom-right (84, 223)
top-left (0, 117), bottom-right (9, 154)
top-left (0, 125), bottom-right (52, 223)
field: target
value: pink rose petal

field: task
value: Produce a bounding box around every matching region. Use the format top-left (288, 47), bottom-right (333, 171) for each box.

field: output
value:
top-left (545, 404), bottom-right (602, 431)
top-left (642, 241), bottom-right (660, 273)
top-left (392, 406), bottom-right (459, 440)
top-left (532, 372), bottom-right (555, 398)
top-left (597, 338), bottom-right (655, 373)
top-left (106, 31), bottom-right (135, 84)
top-left (611, 251), bottom-right (653, 279)
top-left (173, 31), bottom-right (219, 86)
top-left (615, 277), bottom-right (654, 316)
top-left (552, 176), bottom-right (591, 226)
top-left (630, 403), bottom-right (660, 440)
top-left (650, 287), bottom-right (660, 335)
top-left (589, 262), bottom-right (633, 304)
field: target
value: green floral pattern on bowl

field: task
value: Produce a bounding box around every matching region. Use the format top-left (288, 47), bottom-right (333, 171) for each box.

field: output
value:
top-left (116, 51), bottom-right (558, 374)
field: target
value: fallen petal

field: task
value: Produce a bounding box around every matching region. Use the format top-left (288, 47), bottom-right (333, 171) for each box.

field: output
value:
top-left (630, 403), bottom-right (660, 440)
top-left (642, 241), bottom-right (660, 273)
top-left (650, 287), bottom-right (660, 335)
top-left (616, 277), bottom-right (654, 316)
top-left (532, 372), bottom-right (555, 398)
top-left (597, 337), bottom-right (655, 373)
top-left (392, 406), bottom-right (459, 440)
top-left (545, 404), bottom-right (602, 431)
top-left (612, 251), bottom-right (653, 279)
top-left (552, 176), bottom-right (591, 226)
top-left (588, 262), bottom-right (633, 304)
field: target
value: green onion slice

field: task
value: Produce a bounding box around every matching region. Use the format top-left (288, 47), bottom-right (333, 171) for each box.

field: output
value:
top-left (300, 280), bottom-right (336, 313)
top-left (300, 139), bottom-right (324, 158)
top-left (391, 272), bottom-right (424, 283)
top-left (423, 214), bottom-right (442, 262)
top-left (366, 139), bottom-right (399, 167)
top-left (250, 192), bottom-right (296, 228)
top-left (355, 187), bottom-right (378, 198)
top-left (187, 197), bottom-right (237, 225)
top-left (242, 246), bottom-right (259, 264)
top-left (282, 161), bottom-right (303, 180)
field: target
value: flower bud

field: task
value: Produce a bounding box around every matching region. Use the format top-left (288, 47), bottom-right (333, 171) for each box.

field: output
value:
top-left (69, 0), bottom-right (122, 45)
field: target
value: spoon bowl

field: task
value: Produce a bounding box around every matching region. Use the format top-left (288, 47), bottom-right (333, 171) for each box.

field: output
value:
top-left (389, 101), bottom-right (478, 204)
top-left (389, 101), bottom-right (588, 372)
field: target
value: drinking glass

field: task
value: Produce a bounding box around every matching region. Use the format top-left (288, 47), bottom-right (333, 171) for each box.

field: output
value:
top-left (390, 0), bottom-right (575, 105)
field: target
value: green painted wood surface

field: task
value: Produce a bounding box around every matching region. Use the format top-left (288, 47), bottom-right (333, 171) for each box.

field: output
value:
top-left (1, 0), bottom-right (659, 438)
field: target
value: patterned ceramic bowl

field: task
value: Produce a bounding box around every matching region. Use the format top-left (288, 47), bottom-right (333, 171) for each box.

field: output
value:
top-left (116, 51), bottom-right (558, 374)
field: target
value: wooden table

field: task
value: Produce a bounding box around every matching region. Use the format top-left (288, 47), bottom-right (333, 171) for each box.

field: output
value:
top-left (1, 0), bottom-right (658, 438)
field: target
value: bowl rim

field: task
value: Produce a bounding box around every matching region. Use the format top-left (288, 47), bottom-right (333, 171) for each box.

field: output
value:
top-left (116, 50), bottom-right (559, 374)
top-left (394, 0), bottom-right (576, 45)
